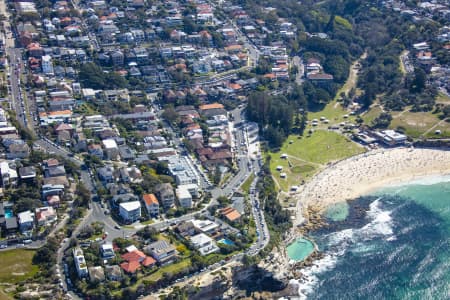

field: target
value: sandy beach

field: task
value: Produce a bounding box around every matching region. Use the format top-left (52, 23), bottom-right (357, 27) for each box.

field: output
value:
top-left (294, 147), bottom-right (450, 226)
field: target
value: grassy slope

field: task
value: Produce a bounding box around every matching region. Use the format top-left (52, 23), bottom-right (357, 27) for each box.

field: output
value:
top-left (0, 249), bottom-right (38, 284)
top-left (269, 130), bottom-right (365, 191)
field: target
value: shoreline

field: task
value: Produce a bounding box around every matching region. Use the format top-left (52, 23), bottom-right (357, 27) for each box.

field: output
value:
top-left (265, 147), bottom-right (450, 298)
top-left (293, 147), bottom-right (450, 227)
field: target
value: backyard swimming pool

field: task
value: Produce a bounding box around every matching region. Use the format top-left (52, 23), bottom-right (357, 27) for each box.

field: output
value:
top-left (218, 238), bottom-right (235, 246)
top-left (4, 208), bottom-right (13, 218)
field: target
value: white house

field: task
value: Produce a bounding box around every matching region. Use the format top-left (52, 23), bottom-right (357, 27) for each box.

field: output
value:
top-left (176, 186), bottom-right (192, 208)
top-left (18, 210), bottom-right (34, 232)
top-left (177, 183), bottom-right (199, 197)
top-left (190, 233), bottom-right (220, 256)
top-left (0, 161), bottom-right (18, 187)
top-left (73, 247), bottom-right (88, 278)
top-left (119, 201), bottom-right (141, 223)
top-left (101, 243), bottom-right (115, 260)
top-left (41, 55), bottom-right (54, 75)
top-left (102, 139), bottom-right (119, 160)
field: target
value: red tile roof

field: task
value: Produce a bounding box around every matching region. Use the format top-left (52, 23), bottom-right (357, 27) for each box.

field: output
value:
top-left (143, 194), bottom-right (159, 206)
top-left (121, 250), bottom-right (146, 262)
top-left (199, 103), bottom-right (224, 110)
top-left (142, 256), bottom-right (156, 267)
top-left (120, 261), bottom-right (140, 273)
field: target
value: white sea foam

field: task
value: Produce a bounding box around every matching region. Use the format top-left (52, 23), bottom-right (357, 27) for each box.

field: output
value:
top-left (380, 173), bottom-right (450, 190)
top-left (296, 198), bottom-right (396, 297)
top-left (362, 199), bottom-right (394, 238)
top-left (297, 254), bottom-right (339, 300)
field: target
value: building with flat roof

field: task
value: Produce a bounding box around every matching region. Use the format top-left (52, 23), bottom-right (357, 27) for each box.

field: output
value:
top-left (119, 201), bottom-right (141, 223)
top-left (18, 210), bottom-right (34, 232)
top-left (102, 139), bottom-right (119, 160)
top-left (373, 130), bottom-right (407, 146)
top-left (144, 240), bottom-right (178, 265)
top-left (190, 233), bottom-right (220, 256)
top-left (191, 219), bottom-right (219, 235)
top-left (176, 187), bottom-right (192, 208)
top-left (73, 247), bottom-right (88, 278)
top-left (159, 155), bottom-right (199, 185)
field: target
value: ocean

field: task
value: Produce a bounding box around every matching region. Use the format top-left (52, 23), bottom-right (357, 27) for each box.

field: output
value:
top-left (296, 175), bottom-right (450, 299)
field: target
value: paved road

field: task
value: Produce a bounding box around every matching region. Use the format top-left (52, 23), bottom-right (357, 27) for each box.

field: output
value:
top-left (292, 56), bottom-right (305, 85)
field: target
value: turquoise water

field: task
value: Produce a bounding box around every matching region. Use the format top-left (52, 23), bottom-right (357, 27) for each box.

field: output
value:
top-left (218, 238), bottom-right (235, 246)
top-left (325, 202), bottom-right (349, 221)
top-left (298, 175), bottom-right (450, 299)
top-left (287, 238), bottom-right (315, 261)
top-left (4, 208), bottom-right (13, 218)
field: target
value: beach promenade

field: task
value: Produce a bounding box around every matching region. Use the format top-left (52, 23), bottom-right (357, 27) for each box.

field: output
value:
top-left (293, 147), bottom-right (450, 226)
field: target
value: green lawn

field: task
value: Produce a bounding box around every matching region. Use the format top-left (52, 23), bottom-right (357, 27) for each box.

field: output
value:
top-left (241, 173), bottom-right (255, 194)
top-left (269, 130), bottom-right (365, 191)
top-left (424, 121), bottom-right (450, 138)
top-left (308, 100), bottom-right (357, 129)
top-left (140, 259), bottom-right (191, 283)
top-left (274, 130), bottom-right (365, 164)
top-left (436, 92), bottom-right (450, 104)
top-left (362, 105), bottom-right (383, 125)
top-left (0, 249), bottom-right (39, 284)
top-left (389, 110), bottom-right (446, 138)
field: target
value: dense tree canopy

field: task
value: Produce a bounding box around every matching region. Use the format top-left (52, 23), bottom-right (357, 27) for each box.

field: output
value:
top-left (79, 62), bottom-right (128, 89)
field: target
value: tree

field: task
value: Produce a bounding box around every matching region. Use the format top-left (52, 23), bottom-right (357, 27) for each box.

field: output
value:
top-left (79, 62), bottom-right (127, 89)
top-left (213, 166), bottom-right (221, 185)
top-left (411, 67), bottom-right (426, 93)
top-left (161, 106), bottom-right (178, 125)
top-left (371, 112), bottom-right (392, 129)
top-left (76, 183), bottom-right (91, 207)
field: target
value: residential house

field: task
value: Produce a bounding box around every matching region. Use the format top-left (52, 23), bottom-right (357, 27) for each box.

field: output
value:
top-left (73, 247), bottom-right (88, 278)
top-left (0, 161), bottom-right (18, 187)
top-left (220, 207), bottom-right (242, 223)
top-left (121, 249), bottom-right (146, 264)
top-left (105, 265), bottom-right (122, 281)
top-left (101, 243), bottom-right (115, 260)
top-left (4, 217), bottom-right (18, 234)
top-left (190, 233), bottom-right (220, 256)
top-left (143, 194), bottom-right (159, 217)
top-left (46, 194), bottom-right (61, 207)
top-left (155, 183), bottom-right (175, 209)
top-left (17, 210), bottom-right (34, 232)
top-left (7, 143), bottom-right (30, 159)
top-left (88, 144), bottom-right (104, 159)
top-left (35, 206), bottom-right (57, 226)
top-left (176, 187), bottom-right (192, 208)
top-left (144, 240), bottom-right (178, 265)
top-left (191, 219), bottom-right (220, 236)
top-left (88, 266), bottom-right (105, 283)
top-left (103, 139), bottom-right (119, 160)
top-left (119, 201), bottom-right (141, 223)
top-left (41, 55), bottom-right (54, 75)
top-left (18, 166), bottom-right (36, 182)
top-left (118, 145), bottom-right (135, 161)
top-left (120, 260), bottom-right (140, 274)
top-left (176, 221), bottom-right (196, 237)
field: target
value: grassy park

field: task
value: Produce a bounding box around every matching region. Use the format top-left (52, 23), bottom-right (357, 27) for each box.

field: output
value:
top-left (362, 101), bottom-right (450, 138)
top-left (0, 249), bottom-right (38, 284)
top-left (269, 130), bottom-right (365, 192)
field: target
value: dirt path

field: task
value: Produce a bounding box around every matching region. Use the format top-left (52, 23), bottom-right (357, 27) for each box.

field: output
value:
top-left (423, 118), bottom-right (449, 136)
top-left (335, 51), bottom-right (367, 100)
